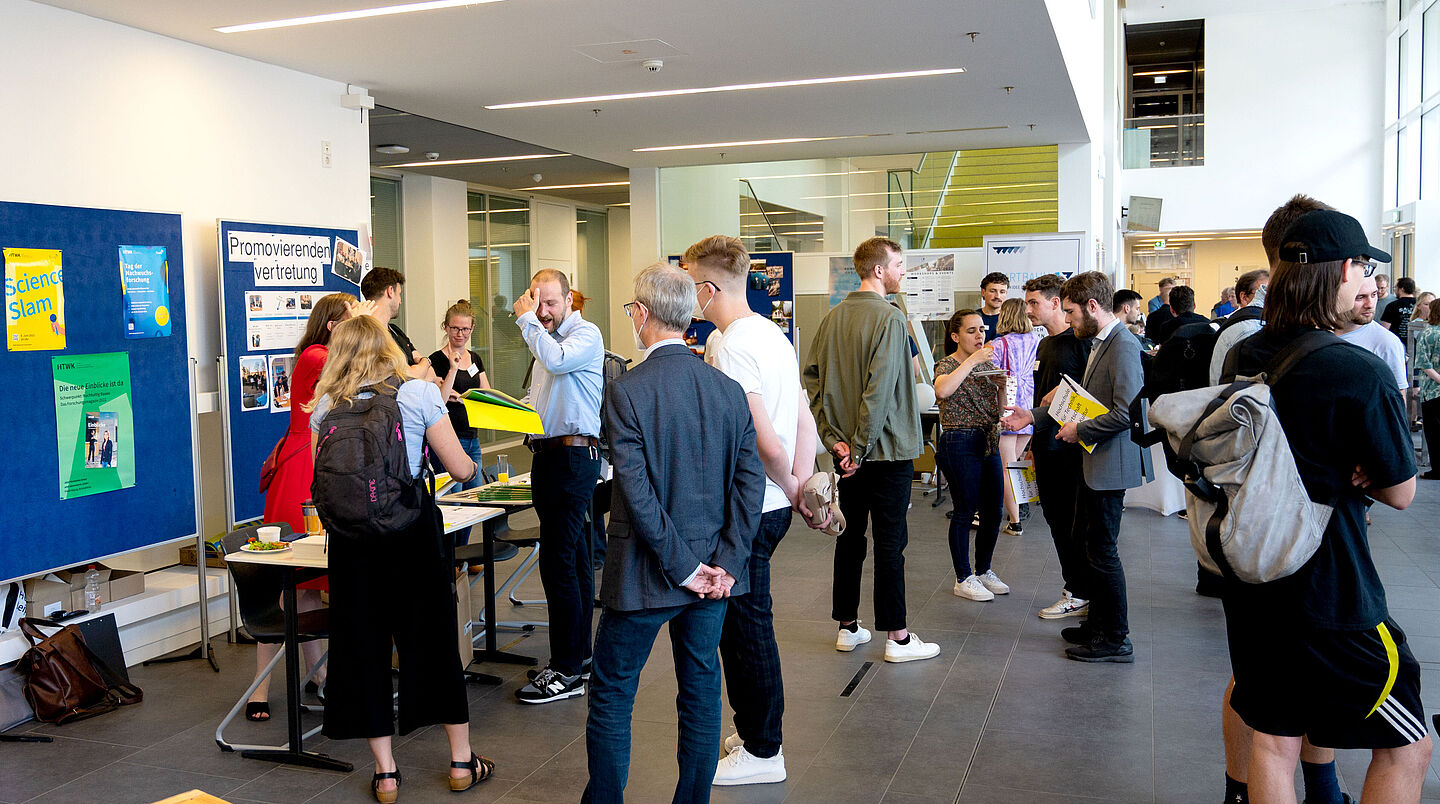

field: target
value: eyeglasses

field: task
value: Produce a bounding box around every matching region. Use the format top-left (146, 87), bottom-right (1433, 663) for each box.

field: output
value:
top-left (694, 280), bottom-right (719, 293)
top-left (446, 326), bottom-right (473, 334)
top-left (623, 301), bottom-right (644, 318)
top-left (1353, 258), bottom-right (1378, 277)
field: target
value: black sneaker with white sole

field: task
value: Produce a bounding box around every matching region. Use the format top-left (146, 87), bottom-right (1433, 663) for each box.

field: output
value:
top-left (527, 659), bottom-right (592, 683)
top-left (515, 668), bottom-right (585, 704)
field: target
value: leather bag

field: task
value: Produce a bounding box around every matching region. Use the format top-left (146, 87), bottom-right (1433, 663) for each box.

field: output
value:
top-left (17, 618), bottom-right (142, 724)
top-left (258, 435), bottom-right (286, 493)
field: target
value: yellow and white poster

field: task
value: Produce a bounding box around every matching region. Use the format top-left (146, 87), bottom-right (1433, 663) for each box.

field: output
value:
top-left (4, 247), bottom-right (66, 351)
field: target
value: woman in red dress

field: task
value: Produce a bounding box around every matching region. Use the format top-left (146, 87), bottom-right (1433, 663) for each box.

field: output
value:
top-left (247, 292), bottom-right (357, 721)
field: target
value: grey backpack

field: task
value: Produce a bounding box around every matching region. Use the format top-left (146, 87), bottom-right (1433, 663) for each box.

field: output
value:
top-left (1144, 330), bottom-right (1339, 583)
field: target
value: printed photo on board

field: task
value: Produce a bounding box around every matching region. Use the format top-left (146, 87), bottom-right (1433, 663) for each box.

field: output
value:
top-left (332, 237), bottom-right (363, 285)
top-left (238, 355), bottom-right (269, 411)
top-left (84, 411), bottom-right (119, 469)
top-left (269, 354), bottom-right (294, 413)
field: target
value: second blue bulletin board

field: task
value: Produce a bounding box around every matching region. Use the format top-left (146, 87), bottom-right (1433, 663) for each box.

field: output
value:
top-left (217, 219), bottom-right (362, 526)
top-left (670, 251), bottom-right (794, 354)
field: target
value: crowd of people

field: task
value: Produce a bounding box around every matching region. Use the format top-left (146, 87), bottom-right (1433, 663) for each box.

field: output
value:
top-left (247, 208), bottom-right (1433, 802)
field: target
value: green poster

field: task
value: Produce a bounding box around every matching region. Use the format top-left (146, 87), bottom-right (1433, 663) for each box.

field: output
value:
top-left (52, 352), bottom-right (134, 500)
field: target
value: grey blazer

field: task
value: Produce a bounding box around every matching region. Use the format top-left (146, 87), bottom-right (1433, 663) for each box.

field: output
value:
top-left (1033, 323), bottom-right (1152, 491)
top-left (599, 344), bottom-right (766, 611)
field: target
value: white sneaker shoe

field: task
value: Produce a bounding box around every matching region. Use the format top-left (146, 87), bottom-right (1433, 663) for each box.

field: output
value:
top-left (884, 632), bottom-right (941, 663)
top-left (723, 733), bottom-right (744, 754)
top-left (835, 622), bottom-right (872, 652)
top-left (953, 574), bottom-right (995, 602)
top-left (712, 746), bottom-right (786, 786)
top-left (978, 570), bottom-right (1010, 595)
top-left (1038, 590), bottom-right (1090, 620)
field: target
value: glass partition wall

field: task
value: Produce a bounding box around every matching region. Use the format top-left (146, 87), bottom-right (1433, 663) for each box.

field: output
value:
top-left (466, 191), bottom-right (531, 445)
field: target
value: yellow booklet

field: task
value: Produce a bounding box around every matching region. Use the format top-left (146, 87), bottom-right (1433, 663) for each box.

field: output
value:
top-left (461, 389), bottom-right (545, 435)
top-left (1048, 375), bottom-right (1109, 453)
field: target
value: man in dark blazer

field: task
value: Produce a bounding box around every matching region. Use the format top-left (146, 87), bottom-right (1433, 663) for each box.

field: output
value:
top-left (583, 263), bottom-right (765, 804)
top-left (1005, 271), bottom-right (1151, 663)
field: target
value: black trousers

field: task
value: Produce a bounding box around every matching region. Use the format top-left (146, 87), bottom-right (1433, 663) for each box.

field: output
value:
top-left (833, 459), bottom-right (913, 633)
top-left (322, 508), bottom-right (468, 740)
top-left (720, 508), bottom-right (792, 758)
top-left (1033, 447), bottom-right (1090, 599)
top-left (532, 445), bottom-right (602, 676)
top-left (1074, 484), bottom-right (1128, 640)
top-left (1422, 397), bottom-right (1440, 472)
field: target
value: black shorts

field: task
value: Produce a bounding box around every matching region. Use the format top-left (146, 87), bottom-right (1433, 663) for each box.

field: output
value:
top-left (1227, 617), bottom-right (1426, 749)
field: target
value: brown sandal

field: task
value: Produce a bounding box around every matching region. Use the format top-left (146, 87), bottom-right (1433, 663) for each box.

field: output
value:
top-left (448, 753), bottom-right (495, 792)
top-left (371, 770), bottom-right (400, 803)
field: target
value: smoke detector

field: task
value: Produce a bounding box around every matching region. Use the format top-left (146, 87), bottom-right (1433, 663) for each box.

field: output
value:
top-left (641, 58), bottom-right (663, 73)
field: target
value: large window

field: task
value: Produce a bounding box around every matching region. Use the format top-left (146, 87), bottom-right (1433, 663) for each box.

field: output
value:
top-left (576, 209), bottom-right (609, 344)
top-left (465, 192), bottom-right (531, 444)
top-left (370, 175), bottom-right (403, 326)
top-left (1123, 20), bottom-right (1205, 168)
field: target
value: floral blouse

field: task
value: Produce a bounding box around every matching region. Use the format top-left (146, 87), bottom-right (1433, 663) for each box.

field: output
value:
top-left (1415, 325), bottom-right (1440, 403)
top-left (934, 354), bottom-right (1002, 455)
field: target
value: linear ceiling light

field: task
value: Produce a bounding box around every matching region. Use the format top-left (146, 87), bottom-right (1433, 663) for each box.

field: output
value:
top-left (514, 181), bottom-right (630, 190)
top-left (383, 153), bottom-right (566, 168)
top-left (215, 0), bottom-right (506, 33)
top-left (738, 170), bottom-right (883, 181)
top-left (486, 68), bottom-right (965, 110)
top-left (635, 135), bottom-right (868, 152)
top-left (1133, 69), bottom-right (1191, 77)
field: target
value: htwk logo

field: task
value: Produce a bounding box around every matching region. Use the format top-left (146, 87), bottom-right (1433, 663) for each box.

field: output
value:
top-left (992, 246), bottom-right (1026, 254)
top-left (369, 478), bottom-right (377, 502)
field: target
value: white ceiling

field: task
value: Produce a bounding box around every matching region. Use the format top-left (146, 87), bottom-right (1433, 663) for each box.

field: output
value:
top-left (34, 0), bottom-right (1090, 169)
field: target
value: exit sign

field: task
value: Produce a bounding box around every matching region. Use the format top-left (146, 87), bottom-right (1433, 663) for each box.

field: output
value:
top-left (1154, 240), bottom-right (1166, 249)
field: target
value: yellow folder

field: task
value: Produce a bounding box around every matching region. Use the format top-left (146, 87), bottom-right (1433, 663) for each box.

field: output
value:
top-left (461, 390), bottom-right (545, 435)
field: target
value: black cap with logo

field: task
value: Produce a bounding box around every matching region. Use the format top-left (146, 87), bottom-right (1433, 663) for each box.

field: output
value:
top-left (1277, 209), bottom-right (1391, 264)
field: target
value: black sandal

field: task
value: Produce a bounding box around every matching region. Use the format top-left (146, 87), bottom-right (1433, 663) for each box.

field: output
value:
top-left (448, 753), bottom-right (495, 792)
top-left (244, 702), bottom-right (270, 722)
top-left (372, 770), bottom-right (401, 803)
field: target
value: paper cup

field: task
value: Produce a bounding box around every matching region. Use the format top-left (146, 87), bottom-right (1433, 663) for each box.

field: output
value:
top-left (257, 525), bottom-right (282, 542)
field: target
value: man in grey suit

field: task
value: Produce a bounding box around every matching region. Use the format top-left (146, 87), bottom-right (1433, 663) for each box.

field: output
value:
top-left (1005, 271), bottom-right (1151, 662)
top-left (583, 263), bottom-right (765, 804)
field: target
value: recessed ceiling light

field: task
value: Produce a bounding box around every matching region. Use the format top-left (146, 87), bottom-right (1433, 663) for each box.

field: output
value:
top-left (514, 181), bottom-right (630, 190)
top-left (486, 68), bottom-right (965, 110)
top-left (635, 135), bottom-right (869, 153)
top-left (375, 144), bottom-right (410, 155)
top-left (383, 153), bottom-right (568, 168)
top-left (215, 0), bottom-right (508, 33)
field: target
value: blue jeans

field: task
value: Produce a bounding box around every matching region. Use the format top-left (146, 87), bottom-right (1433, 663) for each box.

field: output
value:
top-left (720, 508), bottom-right (791, 758)
top-left (583, 598), bottom-right (728, 804)
top-left (935, 428), bottom-right (1003, 579)
top-left (451, 436), bottom-right (485, 546)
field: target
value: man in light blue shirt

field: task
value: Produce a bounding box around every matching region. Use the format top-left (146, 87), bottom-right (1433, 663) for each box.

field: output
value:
top-left (512, 268), bottom-right (605, 704)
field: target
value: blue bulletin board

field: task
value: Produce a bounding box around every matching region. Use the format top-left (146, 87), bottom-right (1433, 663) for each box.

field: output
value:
top-left (670, 251), bottom-right (795, 352)
top-left (217, 220), bottom-right (361, 526)
top-left (0, 201), bottom-right (195, 585)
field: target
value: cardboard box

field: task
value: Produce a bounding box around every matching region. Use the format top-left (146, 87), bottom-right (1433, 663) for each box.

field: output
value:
top-left (107, 566), bottom-right (144, 603)
top-left (23, 575), bottom-right (73, 617)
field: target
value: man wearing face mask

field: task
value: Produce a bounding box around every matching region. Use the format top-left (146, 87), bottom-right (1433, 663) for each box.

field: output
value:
top-left (512, 268), bottom-right (605, 704)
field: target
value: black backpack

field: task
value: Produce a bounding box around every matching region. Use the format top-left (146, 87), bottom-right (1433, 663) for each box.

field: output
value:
top-left (1145, 322), bottom-right (1219, 401)
top-left (1216, 304), bottom-right (1262, 333)
top-left (597, 350), bottom-right (631, 462)
top-left (311, 385), bottom-right (430, 540)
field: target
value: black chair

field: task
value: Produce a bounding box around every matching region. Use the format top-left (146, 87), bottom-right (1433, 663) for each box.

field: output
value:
top-left (215, 523), bottom-right (329, 754)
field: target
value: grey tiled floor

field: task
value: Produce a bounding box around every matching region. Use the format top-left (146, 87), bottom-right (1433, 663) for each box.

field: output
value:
top-left (7, 488), bottom-right (1440, 803)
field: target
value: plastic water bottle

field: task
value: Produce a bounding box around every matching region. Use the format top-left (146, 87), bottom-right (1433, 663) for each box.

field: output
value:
top-left (84, 565), bottom-right (102, 609)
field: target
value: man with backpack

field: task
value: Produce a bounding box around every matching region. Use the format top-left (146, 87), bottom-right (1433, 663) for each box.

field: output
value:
top-left (1208, 268), bottom-right (1272, 385)
top-left (1153, 285), bottom-right (1211, 344)
top-left (1221, 209), bottom-right (1429, 802)
top-left (512, 268), bottom-right (605, 704)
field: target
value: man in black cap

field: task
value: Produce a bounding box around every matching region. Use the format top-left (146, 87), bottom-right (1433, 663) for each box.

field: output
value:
top-left (1222, 209), bottom-right (1430, 802)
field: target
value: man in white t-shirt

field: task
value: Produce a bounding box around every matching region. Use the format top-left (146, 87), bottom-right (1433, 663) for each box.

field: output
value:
top-left (1338, 275), bottom-right (1408, 390)
top-left (686, 235), bottom-right (821, 788)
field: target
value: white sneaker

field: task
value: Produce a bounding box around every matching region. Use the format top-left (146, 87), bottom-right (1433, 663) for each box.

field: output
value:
top-left (884, 632), bottom-right (941, 663)
top-left (835, 622), bottom-right (872, 652)
top-left (1038, 590), bottom-right (1089, 620)
top-left (953, 574), bottom-right (995, 602)
top-left (712, 746), bottom-right (786, 786)
top-left (723, 733), bottom-right (744, 754)
top-left (978, 570), bottom-right (1010, 595)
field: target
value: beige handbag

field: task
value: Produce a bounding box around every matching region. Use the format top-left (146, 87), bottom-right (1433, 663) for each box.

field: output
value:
top-left (801, 472), bottom-right (846, 538)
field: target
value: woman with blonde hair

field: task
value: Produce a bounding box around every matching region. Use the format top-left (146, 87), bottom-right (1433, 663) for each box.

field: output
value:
top-left (429, 299), bottom-right (491, 546)
top-left (307, 315), bottom-right (491, 801)
top-left (248, 292), bottom-right (356, 721)
top-left (990, 297), bottom-right (1043, 535)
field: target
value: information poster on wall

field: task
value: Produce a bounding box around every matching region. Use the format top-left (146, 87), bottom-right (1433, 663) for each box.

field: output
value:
top-left (4, 247), bottom-right (66, 351)
top-left (828, 256), bottom-right (862, 308)
top-left (670, 251), bottom-right (795, 354)
top-left (901, 253), bottom-right (957, 320)
top-left (982, 233), bottom-right (1084, 296)
top-left (119, 245), bottom-right (171, 338)
top-left (218, 219), bottom-right (362, 526)
top-left (52, 352), bottom-right (134, 500)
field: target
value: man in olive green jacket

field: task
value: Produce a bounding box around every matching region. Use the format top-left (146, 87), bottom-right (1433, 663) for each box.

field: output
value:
top-left (801, 237), bottom-right (938, 664)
